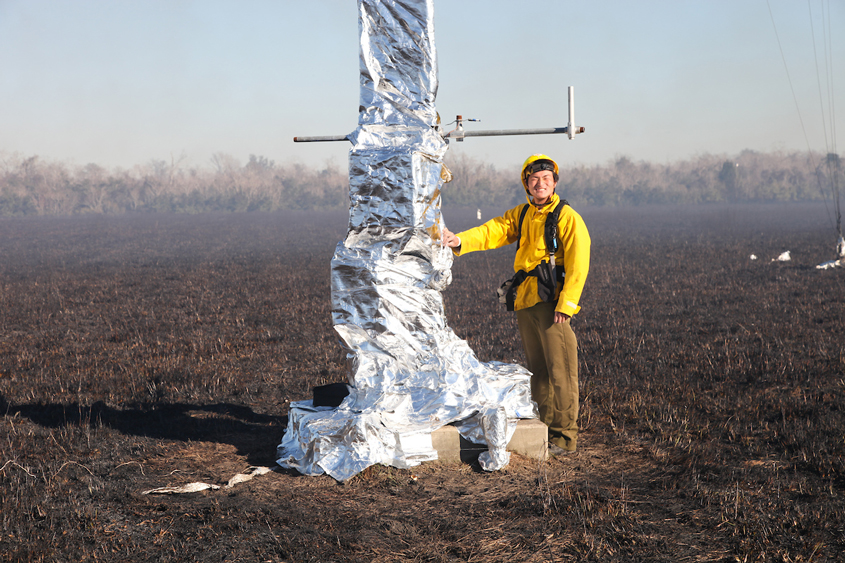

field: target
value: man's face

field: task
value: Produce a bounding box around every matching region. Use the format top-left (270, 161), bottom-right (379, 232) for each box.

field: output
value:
top-left (526, 170), bottom-right (556, 205)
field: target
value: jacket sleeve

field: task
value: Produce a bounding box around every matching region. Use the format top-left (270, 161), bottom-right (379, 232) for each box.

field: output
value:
top-left (556, 209), bottom-right (591, 317)
top-left (453, 207), bottom-right (521, 256)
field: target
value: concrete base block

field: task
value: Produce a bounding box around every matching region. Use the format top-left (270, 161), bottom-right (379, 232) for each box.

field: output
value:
top-left (430, 419), bottom-right (548, 463)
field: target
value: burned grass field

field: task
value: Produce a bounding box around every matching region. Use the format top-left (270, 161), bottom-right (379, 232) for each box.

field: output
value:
top-left (1, 203), bottom-right (843, 562)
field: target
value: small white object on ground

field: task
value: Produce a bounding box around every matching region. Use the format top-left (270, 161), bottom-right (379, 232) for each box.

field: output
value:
top-left (143, 482), bottom-right (220, 495)
top-left (226, 466), bottom-right (274, 488)
top-left (816, 259), bottom-right (843, 270)
top-left (142, 466), bottom-right (275, 495)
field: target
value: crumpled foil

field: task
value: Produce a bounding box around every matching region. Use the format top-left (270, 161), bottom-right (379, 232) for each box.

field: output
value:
top-left (277, 0), bottom-right (537, 482)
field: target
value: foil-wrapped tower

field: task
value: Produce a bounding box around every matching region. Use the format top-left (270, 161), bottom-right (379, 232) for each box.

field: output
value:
top-left (277, 0), bottom-right (537, 481)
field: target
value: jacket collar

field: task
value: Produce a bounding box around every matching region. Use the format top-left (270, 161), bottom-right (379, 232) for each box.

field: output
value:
top-left (526, 191), bottom-right (560, 214)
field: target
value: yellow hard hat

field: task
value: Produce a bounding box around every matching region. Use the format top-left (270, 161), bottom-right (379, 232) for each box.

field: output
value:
top-left (521, 154), bottom-right (559, 189)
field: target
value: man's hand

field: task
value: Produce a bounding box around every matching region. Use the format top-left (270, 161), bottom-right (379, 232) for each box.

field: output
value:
top-left (441, 227), bottom-right (461, 248)
top-left (554, 312), bottom-right (570, 324)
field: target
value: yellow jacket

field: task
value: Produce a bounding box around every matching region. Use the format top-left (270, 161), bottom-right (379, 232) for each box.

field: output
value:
top-left (454, 192), bottom-right (590, 316)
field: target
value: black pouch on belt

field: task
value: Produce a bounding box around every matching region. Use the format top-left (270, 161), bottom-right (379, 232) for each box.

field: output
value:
top-left (534, 259), bottom-right (557, 303)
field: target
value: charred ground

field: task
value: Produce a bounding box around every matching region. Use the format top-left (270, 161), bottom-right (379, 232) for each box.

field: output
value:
top-left (1, 204), bottom-right (843, 562)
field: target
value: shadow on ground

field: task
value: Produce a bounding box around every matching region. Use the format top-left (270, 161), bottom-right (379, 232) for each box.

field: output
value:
top-left (2, 396), bottom-right (287, 467)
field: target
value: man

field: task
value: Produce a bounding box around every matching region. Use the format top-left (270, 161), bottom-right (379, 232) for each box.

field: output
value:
top-left (442, 154), bottom-right (591, 454)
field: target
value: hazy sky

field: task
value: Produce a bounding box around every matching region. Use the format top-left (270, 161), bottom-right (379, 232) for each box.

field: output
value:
top-left (1, 0), bottom-right (842, 173)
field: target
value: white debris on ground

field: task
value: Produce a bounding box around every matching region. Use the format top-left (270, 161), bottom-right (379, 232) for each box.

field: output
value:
top-left (749, 240), bottom-right (845, 269)
top-left (225, 466), bottom-right (274, 488)
top-left (816, 258), bottom-right (844, 270)
top-left (815, 236), bottom-right (845, 269)
top-left (142, 466), bottom-right (275, 495)
top-left (143, 482), bottom-right (220, 495)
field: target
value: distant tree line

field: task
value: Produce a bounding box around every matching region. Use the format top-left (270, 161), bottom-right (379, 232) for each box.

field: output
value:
top-left (0, 153), bottom-right (349, 216)
top-left (444, 150), bottom-right (842, 208)
top-left (0, 149), bottom-right (840, 216)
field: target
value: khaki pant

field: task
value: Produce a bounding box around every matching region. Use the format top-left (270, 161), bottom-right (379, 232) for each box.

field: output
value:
top-left (516, 301), bottom-right (579, 451)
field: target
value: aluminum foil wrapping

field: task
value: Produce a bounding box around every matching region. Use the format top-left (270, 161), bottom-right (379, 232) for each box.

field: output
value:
top-left (277, 0), bottom-right (537, 481)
